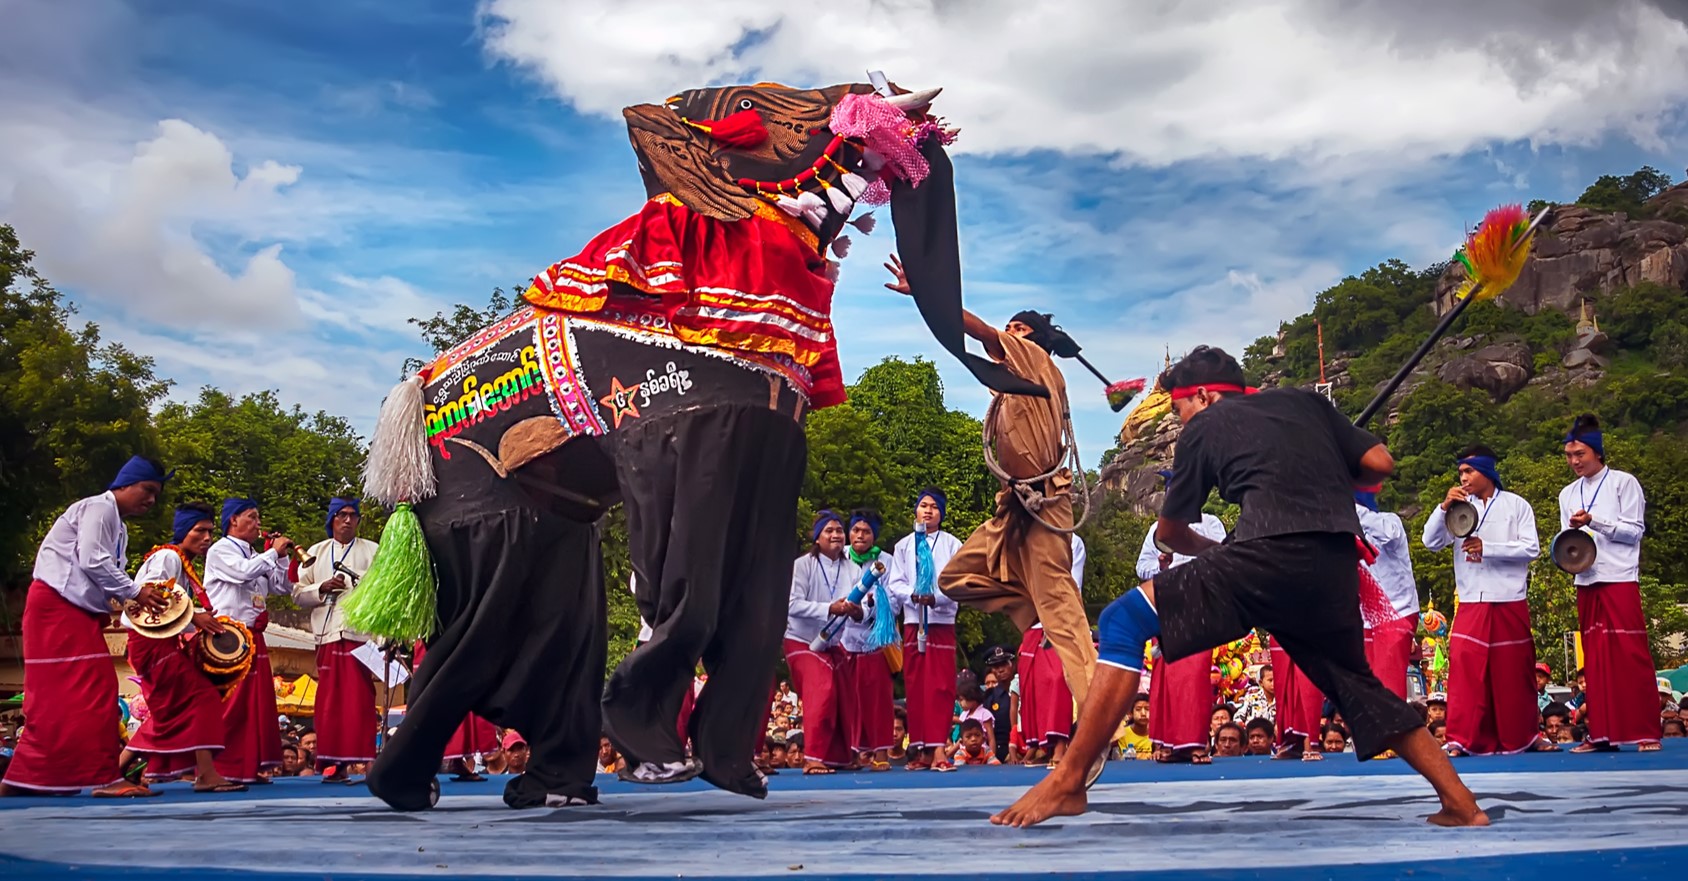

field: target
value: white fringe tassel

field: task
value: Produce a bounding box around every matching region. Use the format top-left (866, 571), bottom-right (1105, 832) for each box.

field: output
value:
top-left (364, 375), bottom-right (436, 507)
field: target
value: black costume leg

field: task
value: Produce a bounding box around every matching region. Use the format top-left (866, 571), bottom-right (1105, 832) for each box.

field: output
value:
top-left (692, 409), bottom-right (807, 795)
top-left (368, 511), bottom-right (604, 811)
top-left (1155, 532), bottom-right (1422, 761)
top-left (602, 403), bottom-right (806, 792)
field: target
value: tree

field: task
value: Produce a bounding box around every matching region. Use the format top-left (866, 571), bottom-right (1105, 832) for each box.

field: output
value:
top-left (0, 225), bottom-right (171, 620)
top-left (140, 388), bottom-right (377, 548)
top-left (1575, 166), bottom-right (1673, 218)
top-left (798, 402), bottom-right (905, 541)
top-left (403, 287), bottom-right (519, 371)
top-left (846, 357), bottom-right (996, 541)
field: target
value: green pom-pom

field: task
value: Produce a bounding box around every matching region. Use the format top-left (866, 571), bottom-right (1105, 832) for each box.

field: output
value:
top-left (342, 503), bottom-right (437, 642)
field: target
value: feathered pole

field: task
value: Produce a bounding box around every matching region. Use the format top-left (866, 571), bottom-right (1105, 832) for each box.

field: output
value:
top-left (1353, 205), bottom-right (1548, 429)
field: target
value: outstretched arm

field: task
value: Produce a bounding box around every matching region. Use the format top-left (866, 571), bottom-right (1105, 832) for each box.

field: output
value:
top-left (886, 254), bottom-right (1005, 361)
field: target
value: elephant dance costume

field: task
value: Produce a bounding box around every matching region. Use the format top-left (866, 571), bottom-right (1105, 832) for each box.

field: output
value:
top-left (359, 79), bottom-right (1034, 808)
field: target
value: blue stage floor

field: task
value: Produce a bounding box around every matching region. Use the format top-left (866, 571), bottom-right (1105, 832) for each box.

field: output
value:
top-left (3, 744), bottom-right (1685, 880)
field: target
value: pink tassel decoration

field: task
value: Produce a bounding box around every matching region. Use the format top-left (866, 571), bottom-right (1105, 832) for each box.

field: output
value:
top-left (831, 235), bottom-right (851, 259)
top-left (848, 213), bottom-right (876, 235)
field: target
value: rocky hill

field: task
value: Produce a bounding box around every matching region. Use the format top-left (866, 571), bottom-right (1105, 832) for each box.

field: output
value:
top-left (1104, 179), bottom-right (1688, 516)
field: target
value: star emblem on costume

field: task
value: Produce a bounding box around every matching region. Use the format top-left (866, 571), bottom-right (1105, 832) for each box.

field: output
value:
top-left (599, 376), bottom-right (643, 428)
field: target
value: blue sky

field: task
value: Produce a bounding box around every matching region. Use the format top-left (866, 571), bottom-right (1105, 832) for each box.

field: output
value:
top-left (3, 0), bottom-right (1687, 469)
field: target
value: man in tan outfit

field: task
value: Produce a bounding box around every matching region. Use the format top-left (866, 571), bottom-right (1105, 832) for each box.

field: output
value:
top-left (884, 256), bottom-right (1095, 710)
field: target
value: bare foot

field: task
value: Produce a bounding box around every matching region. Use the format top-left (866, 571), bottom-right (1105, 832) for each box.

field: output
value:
top-left (1427, 805), bottom-right (1491, 827)
top-left (990, 775), bottom-right (1088, 828)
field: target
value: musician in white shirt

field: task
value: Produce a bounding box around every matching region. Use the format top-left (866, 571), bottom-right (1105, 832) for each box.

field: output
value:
top-left (1557, 415), bottom-right (1660, 752)
top-left (1422, 447), bottom-right (1554, 756)
top-left (294, 498), bottom-right (381, 780)
top-left (1, 456), bottom-right (171, 798)
top-left (202, 498), bottom-right (298, 782)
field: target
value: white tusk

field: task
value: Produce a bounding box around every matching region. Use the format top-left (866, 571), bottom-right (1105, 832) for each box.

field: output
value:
top-left (884, 88), bottom-right (941, 111)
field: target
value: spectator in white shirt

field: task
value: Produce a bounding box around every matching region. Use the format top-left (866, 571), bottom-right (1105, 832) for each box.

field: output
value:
top-left (1354, 486), bottom-right (1419, 699)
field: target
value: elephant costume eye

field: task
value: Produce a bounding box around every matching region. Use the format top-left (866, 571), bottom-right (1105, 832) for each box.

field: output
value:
top-left (738, 98), bottom-right (754, 110)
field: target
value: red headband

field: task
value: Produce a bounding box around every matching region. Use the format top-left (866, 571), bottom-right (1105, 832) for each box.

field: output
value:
top-left (1168, 384), bottom-right (1257, 401)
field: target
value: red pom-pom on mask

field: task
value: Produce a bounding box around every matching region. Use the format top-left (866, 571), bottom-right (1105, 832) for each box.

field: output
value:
top-left (698, 109), bottom-right (768, 149)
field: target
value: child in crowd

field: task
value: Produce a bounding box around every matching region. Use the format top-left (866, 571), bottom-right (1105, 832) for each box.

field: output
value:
top-left (1115, 693), bottom-right (1154, 760)
top-left (947, 720), bottom-right (1000, 766)
top-left (957, 683), bottom-right (997, 757)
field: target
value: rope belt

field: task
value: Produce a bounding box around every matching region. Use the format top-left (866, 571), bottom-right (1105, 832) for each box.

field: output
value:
top-left (980, 395), bottom-right (1128, 536)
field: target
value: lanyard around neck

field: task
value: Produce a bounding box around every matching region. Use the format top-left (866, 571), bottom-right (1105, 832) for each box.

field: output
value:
top-left (1580, 469), bottom-right (1610, 513)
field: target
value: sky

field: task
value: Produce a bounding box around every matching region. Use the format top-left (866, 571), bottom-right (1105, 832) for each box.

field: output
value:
top-left (3, 0), bottom-right (1688, 470)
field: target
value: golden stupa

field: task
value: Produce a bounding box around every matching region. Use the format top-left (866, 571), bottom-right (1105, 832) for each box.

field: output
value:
top-left (1118, 349), bottom-right (1175, 444)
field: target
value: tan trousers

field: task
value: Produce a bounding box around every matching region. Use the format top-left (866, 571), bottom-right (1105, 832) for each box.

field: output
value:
top-left (939, 484), bottom-right (1096, 707)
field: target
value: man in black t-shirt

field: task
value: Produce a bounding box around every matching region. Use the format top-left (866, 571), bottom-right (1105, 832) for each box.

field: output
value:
top-left (981, 645), bottom-right (1016, 763)
top-left (992, 346), bottom-right (1488, 830)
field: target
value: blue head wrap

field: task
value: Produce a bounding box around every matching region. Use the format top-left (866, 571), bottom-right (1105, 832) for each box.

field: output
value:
top-left (326, 497), bottom-right (361, 537)
top-left (847, 510), bottom-right (882, 540)
top-left (1354, 488), bottom-right (1380, 512)
top-left (1456, 456), bottom-right (1503, 492)
top-left (917, 488), bottom-right (947, 524)
top-left (109, 456), bottom-right (174, 490)
top-left (1563, 428), bottom-right (1604, 461)
top-left (172, 506), bottom-right (214, 545)
top-left (220, 498), bottom-right (258, 534)
top-left (811, 509), bottom-right (843, 543)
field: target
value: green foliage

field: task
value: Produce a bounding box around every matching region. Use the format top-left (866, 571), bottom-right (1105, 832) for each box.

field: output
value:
top-left (1575, 166), bottom-right (1673, 218)
top-left (137, 388), bottom-right (374, 549)
top-left (843, 357), bottom-right (995, 543)
top-left (402, 287), bottom-right (519, 373)
top-left (0, 225), bottom-right (171, 604)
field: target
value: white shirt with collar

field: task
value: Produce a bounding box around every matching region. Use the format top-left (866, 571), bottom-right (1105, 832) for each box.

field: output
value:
top-left (1135, 514), bottom-right (1228, 581)
top-left (886, 527), bottom-right (962, 625)
top-left (1422, 490), bottom-right (1539, 603)
top-left (203, 535), bottom-right (293, 626)
top-left (785, 551), bottom-right (857, 647)
top-left (1557, 466), bottom-right (1645, 586)
top-left (294, 537), bottom-right (380, 645)
top-left (32, 491), bottom-right (138, 614)
top-left (1357, 504), bottom-right (1421, 620)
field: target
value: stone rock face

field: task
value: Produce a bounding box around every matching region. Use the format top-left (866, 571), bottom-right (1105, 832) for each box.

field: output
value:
top-left (1433, 185), bottom-right (1688, 316)
top-left (1435, 341), bottom-right (1533, 401)
top-left (1562, 348), bottom-right (1608, 370)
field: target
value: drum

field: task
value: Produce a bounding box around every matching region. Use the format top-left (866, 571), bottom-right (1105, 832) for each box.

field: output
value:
top-left (1444, 499), bottom-right (1480, 538)
top-left (1550, 528), bottom-right (1598, 575)
top-left (195, 619), bottom-right (256, 699)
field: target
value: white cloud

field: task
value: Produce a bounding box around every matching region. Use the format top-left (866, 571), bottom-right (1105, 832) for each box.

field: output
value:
top-left (478, 0), bottom-right (1688, 165)
top-left (1, 117), bottom-right (308, 324)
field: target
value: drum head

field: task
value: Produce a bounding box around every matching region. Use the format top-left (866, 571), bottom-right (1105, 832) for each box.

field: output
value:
top-left (202, 628), bottom-right (251, 666)
top-left (1153, 536), bottom-right (1175, 555)
top-left (1552, 529), bottom-right (1598, 574)
top-left (1445, 500), bottom-right (1480, 538)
